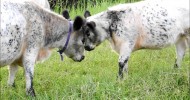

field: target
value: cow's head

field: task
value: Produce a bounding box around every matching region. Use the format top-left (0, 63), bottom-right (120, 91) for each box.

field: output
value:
top-left (60, 10), bottom-right (85, 62)
top-left (77, 11), bottom-right (109, 51)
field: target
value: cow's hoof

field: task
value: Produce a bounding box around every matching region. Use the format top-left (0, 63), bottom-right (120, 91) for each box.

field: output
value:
top-left (117, 74), bottom-right (124, 81)
top-left (174, 63), bottom-right (179, 68)
top-left (8, 82), bottom-right (16, 87)
top-left (27, 88), bottom-right (36, 97)
top-left (12, 82), bottom-right (16, 87)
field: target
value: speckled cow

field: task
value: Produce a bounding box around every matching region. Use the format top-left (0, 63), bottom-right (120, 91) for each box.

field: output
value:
top-left (1, 0), bottom-right (84, 96)
top-left (77, 0), bottom-right (190, 79)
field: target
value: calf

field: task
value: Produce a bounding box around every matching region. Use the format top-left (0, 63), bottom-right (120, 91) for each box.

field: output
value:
top-left (1, 0), bottom-right (84, 96)
top-left (77, 0), bottom-right (190, 79)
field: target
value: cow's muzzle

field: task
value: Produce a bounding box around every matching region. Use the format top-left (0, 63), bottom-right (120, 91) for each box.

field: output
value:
top-left (84, 46), bottom-right (94, 51)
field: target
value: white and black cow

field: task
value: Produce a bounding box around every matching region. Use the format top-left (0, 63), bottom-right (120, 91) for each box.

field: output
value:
top-left (1, 0), bottom-right (84, 96)
top-left (77, 0), bottom-right (190, 79)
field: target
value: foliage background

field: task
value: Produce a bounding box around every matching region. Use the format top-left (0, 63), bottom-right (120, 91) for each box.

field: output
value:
top-left (48, 0), bottom-right (141, 13)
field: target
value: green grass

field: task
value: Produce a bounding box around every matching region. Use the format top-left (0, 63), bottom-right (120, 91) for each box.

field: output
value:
top-left (1, 41), bottom-right (189, 99)
top-left (1, 1), bottom-right (190, 100)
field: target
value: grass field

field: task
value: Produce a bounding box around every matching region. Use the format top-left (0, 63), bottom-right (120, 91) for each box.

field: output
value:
top-left (1, 1), bottom-right (190, 100)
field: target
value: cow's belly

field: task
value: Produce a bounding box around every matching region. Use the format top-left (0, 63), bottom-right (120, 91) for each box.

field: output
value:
top-left (140, 31), bottom-right (180, 49)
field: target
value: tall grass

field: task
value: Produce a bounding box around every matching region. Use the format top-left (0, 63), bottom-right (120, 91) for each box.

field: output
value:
top-left (0, 0), bottom-right (190, 99)
top-left (50, 0), bottom-right (141, 13)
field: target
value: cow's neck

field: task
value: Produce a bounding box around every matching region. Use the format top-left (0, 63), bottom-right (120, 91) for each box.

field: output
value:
top-left (41, 9), bottom-right (71, 49)
top-left (89, 11), bottom-right (112, 43)
top-left (92, 11), bottom-right (126, 53)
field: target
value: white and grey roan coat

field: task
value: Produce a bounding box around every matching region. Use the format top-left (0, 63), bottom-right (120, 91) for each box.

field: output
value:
top-left (81, 0), bottom-right (190, 78)
top-left (33, 0), bottom-right (52, 62)
top-left (1, 0), bottom-right (84, 96)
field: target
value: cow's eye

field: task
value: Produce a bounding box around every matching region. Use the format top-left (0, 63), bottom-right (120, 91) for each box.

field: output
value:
top-left (85, 30), bottom-right (90, 37)
top-left (82, 38), bottom-right (85, 44)
top-left (87, 33), bottom-right (90, 37)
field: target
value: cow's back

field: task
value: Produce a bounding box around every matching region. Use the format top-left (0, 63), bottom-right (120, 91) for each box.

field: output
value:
top-left (132, 0), bottom-right (189, 49)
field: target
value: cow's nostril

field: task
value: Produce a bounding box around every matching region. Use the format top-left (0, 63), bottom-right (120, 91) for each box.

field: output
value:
top-left (81, 55), bottom-right (85, 60)
top-left (84, 46), bottom-right (93, 51)
top-left (78, 56), bottom-right (85, 62)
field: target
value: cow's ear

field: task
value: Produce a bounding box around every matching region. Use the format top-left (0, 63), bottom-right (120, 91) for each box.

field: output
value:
top-left (84, 10), bottom-right (91, 18)
top-left (73, 16), bottom-right (84, 31)
top-left (87, 21), bottom-right (96, 30)
top-left (62, 10), bottom-right (70, 19)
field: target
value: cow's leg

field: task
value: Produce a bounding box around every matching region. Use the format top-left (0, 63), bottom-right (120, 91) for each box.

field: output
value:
top-left (23, 47), bottom-right (39, 97)
top-left (187, 36), bottom-right (190, 48)
top-left (174, 37), bottom-right (187, 68)
top-left (118, 43), bottom-right (132, 80)
top-left (118, 57), bottom-right (129, 79)
top-left (7, 65), bottom-right (18, 87)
